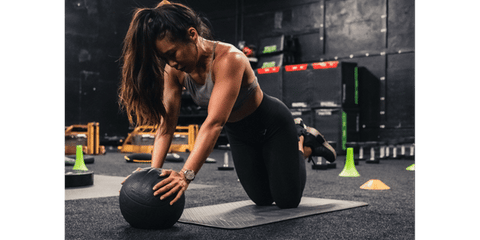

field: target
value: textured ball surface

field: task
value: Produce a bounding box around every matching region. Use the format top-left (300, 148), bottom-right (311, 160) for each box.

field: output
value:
top-left (119, 168), bottom-right (185, 229)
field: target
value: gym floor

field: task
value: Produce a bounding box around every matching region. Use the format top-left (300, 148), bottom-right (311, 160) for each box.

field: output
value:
top-left (65, 148), bottom-right (415, 240)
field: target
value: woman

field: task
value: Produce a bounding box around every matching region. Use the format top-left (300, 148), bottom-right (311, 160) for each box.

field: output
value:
top-left (119, 0), bottom-right (335, 209)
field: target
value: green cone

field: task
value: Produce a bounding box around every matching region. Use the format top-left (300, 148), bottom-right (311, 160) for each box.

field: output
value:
top-left (73, 145), bottom-right (89, 171)
top-left (339, 148), bottom-right (360, 177)
top-left (406, 164), bottom-right (415, 171)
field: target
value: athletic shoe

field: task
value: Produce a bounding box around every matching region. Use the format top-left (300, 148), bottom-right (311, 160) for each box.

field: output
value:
top-left (305, 126), bottom-right (337, 162)
top-left (312, 144), bottom-right (337, 162)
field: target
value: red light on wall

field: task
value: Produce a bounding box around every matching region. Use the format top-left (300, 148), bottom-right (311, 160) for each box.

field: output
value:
top-left (312, 61), bottom-right (339, 69)
top-left (285, 64), bottom-right (308, 72)
top-left (257, 66), bottom-right (280, 74)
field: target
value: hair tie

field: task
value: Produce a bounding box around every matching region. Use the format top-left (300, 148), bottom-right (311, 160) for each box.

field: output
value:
top-left (158, 0), bottom-right (171, 6)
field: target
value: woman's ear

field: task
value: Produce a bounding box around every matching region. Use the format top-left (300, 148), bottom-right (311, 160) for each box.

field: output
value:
top-left (187, 27), bottom-right (198, 42)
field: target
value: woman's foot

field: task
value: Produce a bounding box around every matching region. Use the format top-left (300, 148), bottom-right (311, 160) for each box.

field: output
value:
top-left (305, 126), bottom-right (337, 162)
top-left (295, 118), bottom-right (333, 160)
top-left (298, 135), bottom-right (313, 158)
top-left (295, 118), bottom-right (313, 159)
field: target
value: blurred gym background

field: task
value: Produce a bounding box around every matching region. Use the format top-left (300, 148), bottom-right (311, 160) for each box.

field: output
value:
top-left (65, 0), bottom-right (414, 153)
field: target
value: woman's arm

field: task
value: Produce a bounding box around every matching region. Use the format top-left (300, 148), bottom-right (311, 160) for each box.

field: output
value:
top-left (153, 51), bottom-right (247, 204)
top-left (151, 65), bottom-right (183, 169)
top-left (181, 51), bottom-right (246, 173)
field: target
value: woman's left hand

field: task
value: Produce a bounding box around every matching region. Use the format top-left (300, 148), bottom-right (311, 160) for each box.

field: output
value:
top-left (152, 169), bottom-right (189, 205)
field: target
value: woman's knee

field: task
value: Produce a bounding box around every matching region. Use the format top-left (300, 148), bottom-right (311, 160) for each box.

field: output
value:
top-left (275, 196), bottom-right (302, 209)
top-left (253, 197), bottom-right (274, 207)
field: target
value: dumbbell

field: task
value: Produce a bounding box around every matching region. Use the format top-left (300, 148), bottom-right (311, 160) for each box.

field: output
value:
top-left (389, 138), bottom-right (405, 159)
top-left (404, 137), bottom-right (415, 160)
top-left (385, 139), bottom-right (398, 159)
top-left (309, 156), bottom-right (336, 170)
top-left (395, 138), bottom-right (407, 159)
top-left (357, 142), bottom-right (366, 162)
top-left (377, 141), bottom-right (387, 160)
top-left (364, 141), bottom-right (380, 164)
top-left (405, 143), bottom-right (415, 160)
top-left (217, 144), bottom-right (234, 170)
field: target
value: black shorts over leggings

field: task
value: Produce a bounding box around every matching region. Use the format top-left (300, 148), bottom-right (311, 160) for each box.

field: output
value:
top-left (224, 94), bottom-right (306, 209)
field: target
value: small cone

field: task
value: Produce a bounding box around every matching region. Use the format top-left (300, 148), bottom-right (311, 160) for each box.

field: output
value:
top-left (73, 145), bottom-right (89, 171)
top-left (360, 179), bottom-right (390, 190)
top-left (406, 164), bottom-right (415, 171)
top-left (339, 148), bottom-right (360, 177)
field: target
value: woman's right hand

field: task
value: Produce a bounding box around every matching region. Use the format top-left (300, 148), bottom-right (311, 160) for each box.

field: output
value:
top-left (152, 169), bottom-right (190, 205)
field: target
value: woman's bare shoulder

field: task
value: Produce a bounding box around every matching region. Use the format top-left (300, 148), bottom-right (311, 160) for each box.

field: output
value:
top-left (215, 42), bottom-right (248, 68)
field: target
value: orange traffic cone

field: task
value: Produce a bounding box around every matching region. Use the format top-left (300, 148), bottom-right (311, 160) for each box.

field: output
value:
top-left (360, 179), bottom-right (390, 190)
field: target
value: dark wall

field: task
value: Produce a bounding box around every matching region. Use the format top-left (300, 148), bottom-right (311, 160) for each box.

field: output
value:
top-left (237, 0), bottom-right (415, 140)
top-left (64, 0), bottom-right (237, 137)
top-left (65, 0), bottom-right (161, 137)
top-left (65, 0), bottom-right (414, 140)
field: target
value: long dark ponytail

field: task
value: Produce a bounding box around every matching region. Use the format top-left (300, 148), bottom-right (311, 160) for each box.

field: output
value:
top-left (118, 1), bottom-right (212, 127)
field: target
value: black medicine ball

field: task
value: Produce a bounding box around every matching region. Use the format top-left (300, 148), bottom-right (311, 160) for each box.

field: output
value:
top-left (119, 168), bottom-right (185, 229)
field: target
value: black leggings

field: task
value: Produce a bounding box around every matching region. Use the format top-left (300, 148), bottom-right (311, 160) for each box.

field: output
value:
top-left (224, 94), bottom-right (306, 209)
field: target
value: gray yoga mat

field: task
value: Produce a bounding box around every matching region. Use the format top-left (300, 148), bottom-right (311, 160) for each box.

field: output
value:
top-left (178, 197), bottom-right (368, 229)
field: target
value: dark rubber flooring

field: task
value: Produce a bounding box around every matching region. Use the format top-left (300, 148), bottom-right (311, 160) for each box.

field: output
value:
top-left (64, 148), bottom-right (415, 239)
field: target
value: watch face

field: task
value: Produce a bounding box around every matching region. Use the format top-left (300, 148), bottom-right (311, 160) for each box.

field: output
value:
top-left (184, 170), bottom-right (195, 180)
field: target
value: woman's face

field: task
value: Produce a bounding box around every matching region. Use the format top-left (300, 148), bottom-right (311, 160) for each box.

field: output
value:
top-left (155, 36), bottom-right (197, 73)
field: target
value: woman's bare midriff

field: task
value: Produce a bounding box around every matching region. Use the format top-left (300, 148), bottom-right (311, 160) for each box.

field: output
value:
top-left (227, 86), bottom-right (263, 123)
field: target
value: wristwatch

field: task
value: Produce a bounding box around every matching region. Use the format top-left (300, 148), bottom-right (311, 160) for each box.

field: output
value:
top-left (183, 169), bottom-right (195, 182)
